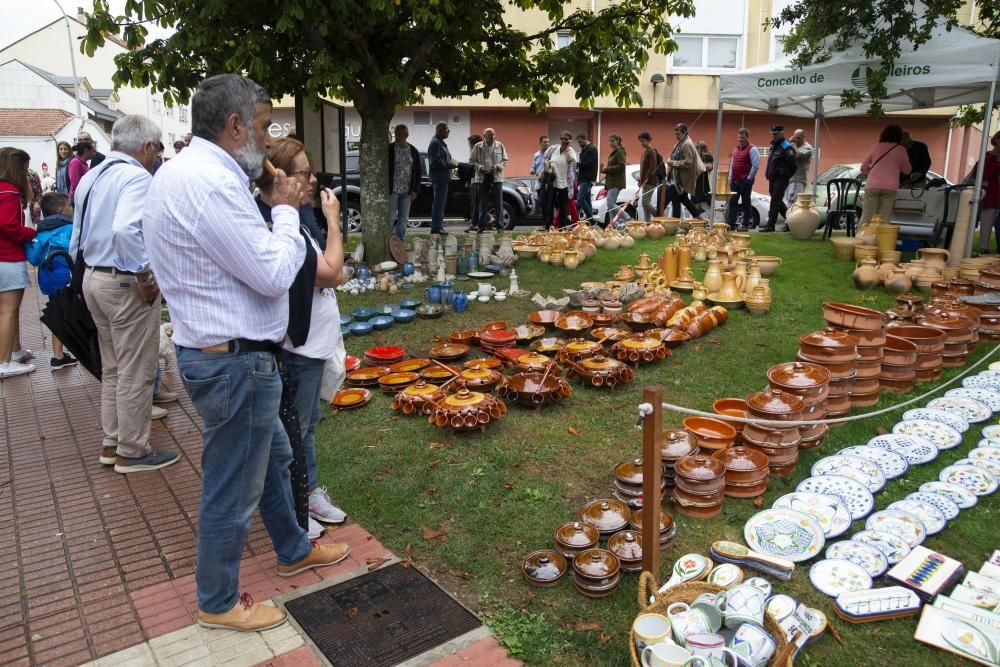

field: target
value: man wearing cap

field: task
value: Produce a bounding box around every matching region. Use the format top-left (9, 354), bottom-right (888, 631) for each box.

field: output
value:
top-left (764, 125), bottom-right (798, 232)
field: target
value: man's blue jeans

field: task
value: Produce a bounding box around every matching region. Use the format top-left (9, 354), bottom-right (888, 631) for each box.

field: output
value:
top-left (477, 180), bottom-right (503, 230)
top-left (388, 192), bottom-right (412, 241)
top-left (577, 180), bottom-right (594, 221)
top-left (177, 344), bottom-right (312, 614)
top-left (280, 350), bottom-right (325, 490)
top-left (431, 178), bottom-right (449, 233)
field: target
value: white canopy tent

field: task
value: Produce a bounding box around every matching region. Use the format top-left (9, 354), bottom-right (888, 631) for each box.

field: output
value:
top-left (712, 20), bottom-right (1000, 255)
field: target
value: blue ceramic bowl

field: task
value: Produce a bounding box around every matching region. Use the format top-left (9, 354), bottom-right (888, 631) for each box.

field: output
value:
top-left (340, 325), bottom-right (351, 337)
top-left (484, 264), bottom-right (503, 274)
top-left (352, 307), bottom-right (376, 322)
top-left (369, 315), bottom-right (394, 330)
top-left (339, 315), bottom-right (352, 326)
top-left (391, 308), bottom-right (416, 323)
top-left (376, 304), bottom-right (397, 316)
top-left (348, 321), bottom-right (373, 335)
top-left (399, 298), bottom-right (422, 309)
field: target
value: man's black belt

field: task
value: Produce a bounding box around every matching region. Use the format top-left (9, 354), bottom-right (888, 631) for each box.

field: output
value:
top-left (88, 265), bottom-right (135, 275)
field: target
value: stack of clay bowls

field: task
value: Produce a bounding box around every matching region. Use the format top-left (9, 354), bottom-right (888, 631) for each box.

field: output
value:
top-left (711, 445), bottom-right (769, 498)
top-left (742, 388), bottom-right (804, 476)
top-left (925, 296), bottom-right (981, 354)
top-left (629, 508), bottom-right (676, 546)
top-left (660, 428), bottom-right (699, 487)
top-left (671, 454), bottom-right (726, 519)
top-left (959, 256), bottom-right (997, 284)
top-left (821, 302), bottom-right (886, 408)
top-left (712, 398), bottom-right (749, 445)
top-left (880, 335), bottom-right (918, 393)
top-left (975, 266), bottom-right (1000, 295)
top-left (916, 313), bottom-right (977, 367)
top-left (681, 416), bottom-right (737, 453)
top-left (572, 548), bottom-right (621, 598)
top-left (553, 521), bottom-right (599, 561)
top-left (796, 328), bottom-right (858, 422)
top-left (887, 293), bottom-right (924, 323)
top-left (885, 324), bottom-right (946, 381)
top-left (767, 361), bottom-right (831, 450)
top-left (612, 458), bottom-right (666, 510)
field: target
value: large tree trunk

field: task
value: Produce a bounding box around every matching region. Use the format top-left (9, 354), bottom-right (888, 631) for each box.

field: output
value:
top-left (358, 106), bottom-right (393, 264)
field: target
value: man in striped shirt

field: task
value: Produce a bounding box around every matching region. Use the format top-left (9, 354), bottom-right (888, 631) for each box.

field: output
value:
top-left (143, 74), bottom-right (350, 633)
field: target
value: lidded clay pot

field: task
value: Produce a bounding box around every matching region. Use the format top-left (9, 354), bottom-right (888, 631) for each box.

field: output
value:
top-left (746, 388), bottom-right (805, 420)
top-left (798, 327), bottom-right (859, 363)
top-left (767, 361), bottom-right (832, 403)
top-left (607, 531), bottom-right (644, 572)
top-left (572, 548), bottom-right (621, 584)
top-left (660, 429), bottom-right (699, 464)
top-left (579, 499), bottom-right (631, 536)
top-left (674, 454), bottom-right (726, 486)
top-left (522, 549), bottom-right (567, 587)
top-left (553, 521), bottom-right (599, 560)
top-left (711, 445), bottom-right (769, 481)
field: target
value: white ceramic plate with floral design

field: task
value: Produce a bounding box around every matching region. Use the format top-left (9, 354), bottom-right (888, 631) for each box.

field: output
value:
top-left (888, 499), bottom-right (947, 535)
top-left (940, 464), bottom-right (999, 496)
top-left (811, 455), bottom-right (886, 493)
top-left (824, 540), bottom-right (889, 577)
top-left (979, 437), bottom-right (1000, 449)
top-left (982, 424), bottom-right (1000, 439)
top-left (970, 447), bottom-right (1000, 463)
top-left (796, 475), bottom-right (875, 521)
top-left (927, 397), bottom-right (992, 424)
top-left (956, 456), bottom-right (1000, 477)
top-left (893, 419), bottom-right (963, 450)
top-left (946, 387), bottom-right (1000, 412)
top-left (809, 558), bottom-right (873, 597)
top-left (907, 491), bottom-right (961, 521)
top-left (864, 509), bottom-right (927, 548)
top-left (902, 407), bottom-right (970, 434)
top-left (867, 433), bottom-right (939, 465)
top-left (850, 529), bottom-right (911, 565)
top-left (919, 481), bottom-right (978, 509)
top-left (963, 373), bottom-right (1000, 392)
top-left (838, 446), bottom-right (909, 480)
top-left (773, 492), bottom-right (853, 539)
top-left (743, 508), bottom-right (826, 563)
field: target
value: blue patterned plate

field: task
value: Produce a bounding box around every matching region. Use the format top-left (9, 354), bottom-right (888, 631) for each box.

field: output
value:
top-left (927, 397), bottom-right (992, 424)
top-left (824, 540), bottom-right (889, 577)
top-left (888, 499), bottom-right (946, 535)
top-left (864, 509), bottom-right (927, 548)
top-left (946, 387), bottom-right (1000, 412)
top-left (982, 424), bottom-right (1000, 439)
top-left (918, 481), bottom-right (977, 509)
top-left (809, 559), bottom-right (872, 597)
top-left (773, 492), bottom-right (852, 538)
top-left (956, 456), bottom-right (1000, 477)
top-left (939, 464), bottom-right (998, 496)
top-left (850, 529), bottom-right (911, 565)
top-left (980, 437), bottom-right (1000, 449)
top-left (892, 419), bottom-right (962, 450)
top-left (902, 407), bottom-right (970, 434)
top-left (963, 373), bottom-right (1000, 392)
top-left (906, 491), bottom-right (961, 521)
top-left (867, 433), bottom-right (939, 465)
top-left (811, 455), bottom-right (886, 493)
top-left (838, 446), bottom-right (909, 480)
top-left (743, 508), bottom-right (825, 563)
top-left (796, 475), bottom-right (875, 521)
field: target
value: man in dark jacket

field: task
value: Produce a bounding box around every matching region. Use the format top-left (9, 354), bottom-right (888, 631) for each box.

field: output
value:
top-left (764, 125), bottom-right (797, 231)
top-left (575, 133), bottom-right (598, 222)
top-left (427, 122), bottom-right (453, 235)
top-left (387, 124), bottom-right (422, 240)
top-left (902, 132), bottom-right (932, 186)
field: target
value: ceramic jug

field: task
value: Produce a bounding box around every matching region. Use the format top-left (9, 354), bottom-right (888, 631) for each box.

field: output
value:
top-left (703, 259), bottom-right (724, 294)
top-left (678, 246), bottom-right (692, 274)
top-left (438, 282), bottom-right (454, 306)
top-left (647, 220), bottom-right (666, 240)
top-left (692, 282), bottom-right (708, 301)
top-left (445, 255), bottom-right (458, 276)
top-left (853, 257), bottom-right (880, 290)
top-left (917, 247), bottom-right (950, 271)
top-left (425, 284), bottom-right (442, 304)
top-left (786, 193), bottom-right (823, 240)
top-left (744, 259), bottom-right (762, 296)
top-left (467, 251), bottom-right (479, 271)
top-left (452, 290), bottom-right (468, 313)
top-left (904, 259), bottom-right (925, 281)
top-left (733, 259), bottom-right (749, 287)
top-left (621, 233), bottom-right (637, 249)
top-left (718, 272), bottom-right (743, 301)
top-left (694, 244), bottom-right (708, 262)
top-left (564, 250), bottom-right (583, 270)
top-left (477, 283), bottom-right (495, 298)
top-left (745, 285), bottom-right (772, 315)
top-left (664, 246), bottom-right (679, 284)
top-left (637, 253), bottom-right (654, 270)
top-left (876, 257), bottom-right (898, 283)
top-left (884, 268), bottom-right (912, 295)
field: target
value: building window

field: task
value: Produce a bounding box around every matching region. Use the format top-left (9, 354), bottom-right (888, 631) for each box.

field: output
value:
top-left (179, 106), bottom-right (188, 122)
top-left (413, 111), bottom-right (430, 126)
top-left (670, 35), bottom-right (739, 71)
top-left (166, 105), bottom-right (174, 118)
top-left (153, 98), bottom-right (162, 113)
top-left (556, 32), bottom-right (573, 49)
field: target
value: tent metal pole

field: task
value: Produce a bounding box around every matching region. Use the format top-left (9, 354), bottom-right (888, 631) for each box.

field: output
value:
top-left (711, 99), bottom-right (724, 222)
top-left (812, 99), bottom-right (821, 198)
top-left (966, 74), bottom-right (997, 258)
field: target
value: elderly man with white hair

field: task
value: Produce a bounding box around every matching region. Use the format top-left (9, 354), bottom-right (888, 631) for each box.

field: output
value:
top-left (70, 114), bottom-right (179, 473)
top-left (470, 127), bottom-right (509, 231)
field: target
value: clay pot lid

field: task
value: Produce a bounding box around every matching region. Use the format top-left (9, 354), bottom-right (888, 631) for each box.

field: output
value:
top-left (459, 368), bottom-right (500, 381)
top-left (629, 508), bottom-right (674, 534)
top-left (746, 388), bottom-right (804, 415)
top-left (516, 353), bottom-right (551, 365)
top-left (400, 380), bottom-right (442, 397)
top-left (614, 459), bottom-right (644, 486)
top-left (711, 445), bottom-right (768, 472)
top-left (565, 339), bottom-right (600, 353)
top-left (799, 327), bottom-right (859, 349)
top-left (572, 548), bottom-right (621, 579)
top-left (660, 429), bottom-right (698, 460)
top-left (619, 334), bottom-right (662, 351)
top-left (580, 499), bottom-right (631, 533)
top-left (896, 293), bottom-right (924, 305)
top-left (767, 361), bottom-right (832, 389)
top-left (554, 521), bottom-right (599, 548)
top-left (463, 357), bottom-right (502, 370)
top-left (521, 549), bottom-right (567, 584)
top-left (582, 299), bottom-right (601, 308)
top-left (674, 454), bottom-right (726, 481)
top-left (442, 389), bottom-right (488, 408)
top-left (607, 531), bottom-right (643, 561)
top-left (579, 355), bottom-right (624, 371)
top-left (917, 313), bottom-right (975, 330)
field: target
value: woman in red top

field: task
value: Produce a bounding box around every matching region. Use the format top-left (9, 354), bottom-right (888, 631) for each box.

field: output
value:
top-left (970, 132), bottom-right (1000, 254)
top-left (67, 140), bottom-right (94, 202)
top-left (0, 148), bottom-right (38, 378)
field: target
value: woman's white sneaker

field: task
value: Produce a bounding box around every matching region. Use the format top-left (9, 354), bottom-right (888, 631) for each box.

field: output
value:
top-left (0, 361), bottom-right (35, 378)
top-left (309, 487), bottom-right (347, 524)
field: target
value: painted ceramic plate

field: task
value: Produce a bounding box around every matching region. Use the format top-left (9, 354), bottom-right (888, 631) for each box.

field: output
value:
top-left (706, 563), bottom-right (744, 588)
top-left (946, 387), bottom-right (1000, 412)
top-left (330, 387), bottom-right (373, 409)
top-left (957, 456), bottom-right (1000, 477)
top-left (919, 481), bottom-right (978, 509)
top-left (982, 424), bottom-right (1000, 439)
top-left (766, 594), bottom-right (797, 621)
top-left (838, 446), bottom-right (909, 480)
top-left (864, 509), bottom-right (927, 548)
top-left (939, 464), bottom-right (999, 496)
top-left (824, 540), bottom-right (889, 577)
top-left (963, 373), bottom-right (1000, 392)
top-left (466, 271), bottom-right (495, 279)
top-left (850, 529), bottom-right (911, 565)
top-left (906, 491), bottom-right (961, 521)
top-left (809, 559), bottom-right (873, 597)
top-left (927, 397), bottom-right (992, 424)
top-left (979, 437), bottom-right (1000, 449)
top-left (867, 433), bottom-right (939, 465)
top-left (970, 447), bottom-right (1000, 464)
top-left (888, 499), bottom-right (947, 535)
top-left (811, 455), bottom-right (886, 493)
top-left (892, 419), bottom-right (962, 450)
top-left (773, 492), bottom-right (853, 539)
top-left (796, 475), bottom-right (875, 521)
top-left (902, 408), bottom-right (970, 434)
top-left (743, 508), bottom-right (826, 563)
top-left (744, 577), bottom-right (772, 599)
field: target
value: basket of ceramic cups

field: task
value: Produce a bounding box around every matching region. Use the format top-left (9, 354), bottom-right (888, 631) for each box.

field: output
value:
top-left (629, 575), bottom-right (790, 667)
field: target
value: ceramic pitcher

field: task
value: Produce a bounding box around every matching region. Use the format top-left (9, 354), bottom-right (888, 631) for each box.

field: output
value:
top-left (703, 259), bottom-right (724, 294)
top-left (718, 272), bottom-right (743, 301)
top-left (853, 257), bottom-right (880, 290)
top-left (885, 267), bottom-right (912, 295)
top-left (917, 247), bottom-right (950, 271)
top-left (743, 259), bottom-right (762, 295)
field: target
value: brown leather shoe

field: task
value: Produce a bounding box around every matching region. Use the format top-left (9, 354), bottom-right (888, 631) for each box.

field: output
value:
top-left (277, 542), bottom-right (351, 577)
top-left (99, 446), bottom-right (117, 466)
top-left (197, 593), bottom-right (287, 632)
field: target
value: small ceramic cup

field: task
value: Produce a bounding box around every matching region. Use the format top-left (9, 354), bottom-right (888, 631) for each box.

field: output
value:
top-left (632, 613), bottom-right (673, 654)
top-left (721, 584), bottom-right (768, 630)
top-left (667, 602), bottom-right (715, 646)
top-left (728, 623), bottom-right (776, 667)
top-left (685, 632), bottom-right (739, 666)
top-left (641, 642), bottom-right (706, 667)
top-left (691, 593), bottom-right (726, 633)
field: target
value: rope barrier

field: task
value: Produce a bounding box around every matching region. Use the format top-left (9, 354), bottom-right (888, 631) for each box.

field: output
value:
top-left (636, 342), bottom-right (1000, 428)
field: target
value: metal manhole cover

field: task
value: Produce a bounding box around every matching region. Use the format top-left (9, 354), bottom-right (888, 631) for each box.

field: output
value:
top-left (284, 563), bottom-right (481, 665)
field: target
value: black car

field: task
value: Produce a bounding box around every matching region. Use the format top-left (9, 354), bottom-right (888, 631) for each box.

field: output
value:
top-left (330, 151), bottom-right (533, 232)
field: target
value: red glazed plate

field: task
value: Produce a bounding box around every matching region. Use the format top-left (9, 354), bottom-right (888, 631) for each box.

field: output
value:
top-left (366, 345), bottom-right (406, 360)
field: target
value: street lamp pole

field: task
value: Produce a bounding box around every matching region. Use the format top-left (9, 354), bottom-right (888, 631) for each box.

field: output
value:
top-left (52, 0), bottom-right (84, 128)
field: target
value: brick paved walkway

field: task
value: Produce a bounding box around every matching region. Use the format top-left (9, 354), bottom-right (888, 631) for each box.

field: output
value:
top-left (1, 285), bottom-right (520, 667)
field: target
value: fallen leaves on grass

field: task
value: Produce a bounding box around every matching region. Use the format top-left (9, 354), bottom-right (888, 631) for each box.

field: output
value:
top-left (421, 522), bottom-right (450, 543)
top-left (367, 556), bottom-right (390, 571)
top-left (567, 426), bottom-right (580, 436)
top-left (428, 459), bottom-right (442, 468)
top-left (347, 607), bottom-right (358, 618)
top-left (597, 634), bottom-right (613, 646)
top-left (753, 495), bottom-right (764, 508)
top-left (503, 481), bottom-right (515, 490)
top-left (564, 620), bottom-right (604, 632)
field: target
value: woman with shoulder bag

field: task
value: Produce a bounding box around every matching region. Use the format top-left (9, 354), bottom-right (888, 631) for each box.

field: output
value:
top-left (859, 124), bottom-right (911, 229)
top-left (543, 131), bottom-right (577, 230)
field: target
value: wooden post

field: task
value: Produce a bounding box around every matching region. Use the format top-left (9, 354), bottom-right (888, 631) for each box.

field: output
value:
top-left (641, 386), bottom-right (663, 583)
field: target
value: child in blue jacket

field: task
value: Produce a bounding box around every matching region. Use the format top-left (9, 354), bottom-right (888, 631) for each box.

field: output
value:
top-left (25, 192), bottom-right (77, 370)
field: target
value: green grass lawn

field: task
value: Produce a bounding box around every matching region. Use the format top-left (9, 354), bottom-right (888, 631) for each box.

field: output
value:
top-left (315, 231), bottom-right (998, 666)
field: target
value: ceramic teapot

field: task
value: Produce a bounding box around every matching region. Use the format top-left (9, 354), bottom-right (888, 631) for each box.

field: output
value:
top-left (852, 257), bottom-right (880, 290)
top-left (743, 259), bottom-right (762, 296)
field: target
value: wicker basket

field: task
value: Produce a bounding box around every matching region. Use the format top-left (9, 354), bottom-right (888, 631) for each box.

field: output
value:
top-left (629, 572), bottom-right (791, 667)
